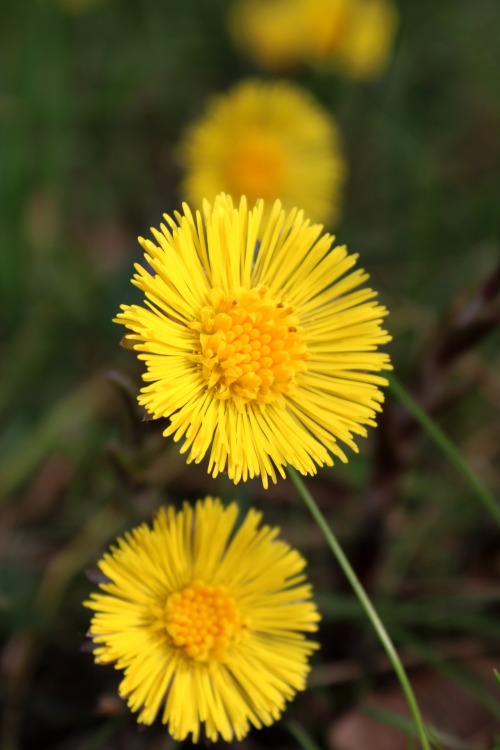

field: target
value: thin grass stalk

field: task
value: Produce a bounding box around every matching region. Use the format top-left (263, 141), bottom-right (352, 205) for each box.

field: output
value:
top-left (389, 375), bottom-right (500, 527)
top-left (287, 720), bottom-right (323, 750)
top-left (287, 467), bottom-right (432, 750)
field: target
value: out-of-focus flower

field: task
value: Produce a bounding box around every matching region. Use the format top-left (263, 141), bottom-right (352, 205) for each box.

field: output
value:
top-left (177, 79), bottom-right (346, 226)
top-left (229, 0), bottom-right (398, 80)
top-left (115, 194), bottom-right (392, 488)
top-left (229, 0), bottom-right (304, 71)
top-left (85, 497), bottom-right (320, 741)
top-left (337, 0), bottom-right (398, 78)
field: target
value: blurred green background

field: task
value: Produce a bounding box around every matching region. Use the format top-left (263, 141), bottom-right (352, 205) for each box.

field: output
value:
top-left (1, 1), bottom-right (499, 749)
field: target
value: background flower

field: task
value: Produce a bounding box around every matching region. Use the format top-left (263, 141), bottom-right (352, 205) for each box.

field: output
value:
top-left (177, 79), bottom-right (346, 226)
top-left (229, 0), bottom-right (398, 79)
top-left (85, 497), bottom-right (320, 742)
top-left (336, 0), bottom-right (398, 78)
top-left (115, 194), bottom-right (391, 488)
top-left (229, 0), bottom-right (304, 71)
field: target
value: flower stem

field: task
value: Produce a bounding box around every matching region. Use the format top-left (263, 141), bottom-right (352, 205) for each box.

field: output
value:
top-left (287, 467), bottom-right (432, 750)
top-left (389, 374), bottom-right (500, 527)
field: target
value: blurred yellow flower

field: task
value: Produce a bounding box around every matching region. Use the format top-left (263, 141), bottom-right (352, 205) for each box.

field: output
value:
top-left (230, 0), bottom-right (304, 71)
top-left (177, 79), bottom-right (346, 226)
top-left (85, 497), bottom-right (320, 741)
top-left (229, 0), bottom-right (398, 80)
top-left (115, 194), bottom-right (392, 488)
top-left (339, 0), bottom-right (398, 78)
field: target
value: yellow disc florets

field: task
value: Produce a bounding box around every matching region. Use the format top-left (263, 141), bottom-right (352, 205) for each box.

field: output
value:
top-left (164, 581), bottom-right (247, 662)
top-left (190, 286), bottom-right (309, 407)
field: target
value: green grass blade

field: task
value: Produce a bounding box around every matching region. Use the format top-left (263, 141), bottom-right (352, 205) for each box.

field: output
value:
top-left (389, 375), bottom-right (500, 527)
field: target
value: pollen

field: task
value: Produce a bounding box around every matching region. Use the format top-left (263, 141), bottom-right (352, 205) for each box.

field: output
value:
top-left (191, 286), bottom-right (309, 406)
top-left (164, 581), bottom-right (246, 662)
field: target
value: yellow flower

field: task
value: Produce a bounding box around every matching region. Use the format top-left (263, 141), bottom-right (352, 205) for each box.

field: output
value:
top-left (115, 194), bottom-right (392, 488)
top-left (229, 0), bottom-right (304, 71)
top-left (338, 0), bottom-right (398, 79)
top-left (85, 497), bottom-right (320, 742)
top-left (229, 0), bottom-right (398, 80)
top-left (177, 79), bottom-right (346, 226)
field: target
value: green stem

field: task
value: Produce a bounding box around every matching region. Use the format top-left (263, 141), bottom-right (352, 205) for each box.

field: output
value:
top-left (287, 467), bottom-right (432, 750)
top-left (389, 375), bottom-right (500, 527)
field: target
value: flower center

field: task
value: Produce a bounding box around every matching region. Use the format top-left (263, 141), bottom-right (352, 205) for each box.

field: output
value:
top-left (191, 287), bottom-right (309, 407)
top-left (164, 581), bottom-right (245, 662)
top-left (227, 131), bottom-right (286, 202)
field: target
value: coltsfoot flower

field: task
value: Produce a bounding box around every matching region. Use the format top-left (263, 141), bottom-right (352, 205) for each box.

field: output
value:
top-left (85, 497), bottom-right (320, 741)
top-left (177, 79), bottom-right (346, 226)
top-left (115, 194), bottom-right (392, 488)
top-left (229, 0), bottom-right (398, 80)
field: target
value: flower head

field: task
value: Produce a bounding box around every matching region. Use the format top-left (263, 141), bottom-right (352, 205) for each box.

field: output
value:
top-left (177, 79), bottom-right (345, 226)
top-left (229, 0), bottom-right (304, 71)
top-left (336, 0), bottom-right (398, 79)
top-left (85, 497), bottom-right (320, 742)
top-left (115, 194), bottom-right (392, 488)
top-left (229, 0), bottom-right (398, 80)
